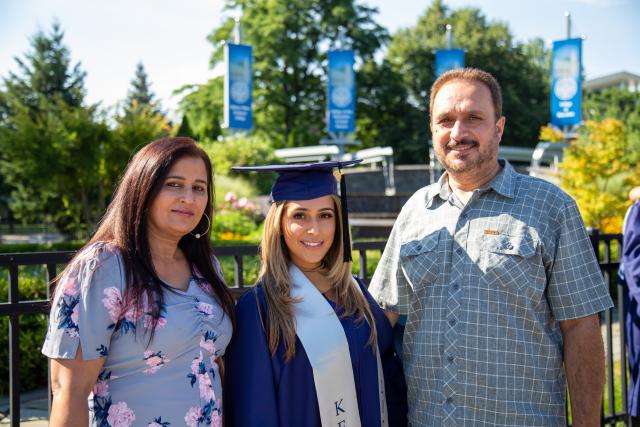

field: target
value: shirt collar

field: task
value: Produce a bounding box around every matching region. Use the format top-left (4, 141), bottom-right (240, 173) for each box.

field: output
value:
top-left (425, 172), bottom-right (449, 208)
top-left (487, 159), bottom-right (516, 199)
top-left (424, 159), bottom-right (516, 208)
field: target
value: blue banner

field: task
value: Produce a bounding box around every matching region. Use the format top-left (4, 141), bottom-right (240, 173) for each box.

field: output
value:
top-left (434, 49), bottom-right (465, 77)
top-left (224, 43), bottom-right (253, 130)
top-left (327, 50), bottom-right (355, 133)
top-left (550, 38), bottom-right (582, 127)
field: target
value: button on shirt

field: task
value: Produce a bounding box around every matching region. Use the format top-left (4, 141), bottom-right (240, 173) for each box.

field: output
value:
top-left (369, 161), bottom-right (613, 426)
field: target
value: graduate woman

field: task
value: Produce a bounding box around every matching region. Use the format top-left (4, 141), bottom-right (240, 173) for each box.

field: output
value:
top-left (224, 161), bottom-right (407, 427)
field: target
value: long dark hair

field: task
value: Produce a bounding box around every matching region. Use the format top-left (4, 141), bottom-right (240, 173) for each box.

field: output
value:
top-left (53, 137), bottom-right (235, 337)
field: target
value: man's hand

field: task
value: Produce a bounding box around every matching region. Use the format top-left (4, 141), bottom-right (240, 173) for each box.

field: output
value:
top-left (560, 314), bottom-right (605, 426)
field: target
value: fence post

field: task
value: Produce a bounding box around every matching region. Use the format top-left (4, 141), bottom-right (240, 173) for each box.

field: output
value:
top-left (588, 227), bottom-right (600, 259)
top-left (8, 263), bottom-right (21, 427)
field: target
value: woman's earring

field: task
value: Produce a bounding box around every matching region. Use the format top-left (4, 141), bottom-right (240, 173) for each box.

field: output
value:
top-left (191, 213), bottom-right (211, 239)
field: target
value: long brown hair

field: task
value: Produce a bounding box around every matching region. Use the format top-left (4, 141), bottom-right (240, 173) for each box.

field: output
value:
top-left (52, 137), bottom-right (235, 338)
top-left (259, 195), bottom-right (376, 360)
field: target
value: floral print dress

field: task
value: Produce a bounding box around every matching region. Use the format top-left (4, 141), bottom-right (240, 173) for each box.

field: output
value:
top-left (42, 242), bottom-right (233, 427)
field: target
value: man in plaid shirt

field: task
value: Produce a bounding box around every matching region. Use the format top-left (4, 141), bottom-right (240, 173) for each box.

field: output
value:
top-left (369, 68), bottom-right (612, 426)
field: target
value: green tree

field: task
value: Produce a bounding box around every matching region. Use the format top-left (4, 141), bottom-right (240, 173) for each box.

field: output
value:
top-left (107, 103), bottom-right (172, 197)
top-left (176, 77), bottom-right (224, 142)
top-left (0, 23), bottom-right (110, 236)
top-left (584, 87), bottom-right (640, 150)
top-left (103, 62), bottom-right (172, 202)
top-left (559, 119), bottom-right (637, 232)
top-left (1, 21), bottom-right (85, 114)
top-left (124, 61), bottom-right (159, 115)
top-left (0, 96), bottom-right (109, 235)
top-left (207, 0), bottom-right (388, 148)
top-left (356, 59), bottom-right (427, 162)
top-left (386, 0), bottom-right (549, 149)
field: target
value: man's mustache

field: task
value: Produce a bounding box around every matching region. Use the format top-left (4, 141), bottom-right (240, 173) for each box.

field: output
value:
top-left (446, 138), bottom-right (479, 149)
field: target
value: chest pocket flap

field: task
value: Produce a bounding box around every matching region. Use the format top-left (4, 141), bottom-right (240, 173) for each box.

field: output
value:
top-left (484, 232), bottom-right (536, 258)
top-left (400, 231), bottom-right (440, 257)
top-left (399, 232), bottom-right (441, 289)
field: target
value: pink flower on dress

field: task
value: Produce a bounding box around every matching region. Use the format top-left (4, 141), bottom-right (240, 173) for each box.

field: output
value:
top-left (143, 350), bottom-right (170, 375)
top-left (62, 277), bottom-right (79, 296)
top-left (70, 305), bottom-right (80, 331)
top-left (211, 411), bottom-right (223, 427)
top-left (123, 292), bottom-right (153, 322)
top-left (184, 406), bottom-right (202, 427)
top-left (198, 372), bottom-right (216, 401)
top-left (199, 335), bottom-right (217, 356)
top-left (106, 401), bottom-right (135, 427)
top-left (196, 302), bottom-right (214, 318)
top-left (93, 380), bottom-right (109, 398)
top-left (156, 317), bottom-right (166, 328)
top-left (196, 281), bottom-right (213, 295)
top-left (191, 353), bottom-right (203, 375)
top-left (102, 287), bottom-right (123, 322)
top-left (143, 315), bottom-right (167, 330)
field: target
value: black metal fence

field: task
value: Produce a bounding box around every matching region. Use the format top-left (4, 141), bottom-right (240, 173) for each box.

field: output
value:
top-left (0, 233), bottom-right (630, 426)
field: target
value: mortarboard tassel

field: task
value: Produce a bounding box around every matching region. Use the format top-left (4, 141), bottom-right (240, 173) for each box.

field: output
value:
top-left (339, 170), bottom-right (352, 263)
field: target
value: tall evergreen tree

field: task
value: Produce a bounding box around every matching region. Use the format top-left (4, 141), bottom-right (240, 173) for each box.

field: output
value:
top-left (125, 61), bottom-right (158, 114)
top-left (0, 22), bottom-right (109, 236)
top-left (2, 21), bottom-right (86, 115)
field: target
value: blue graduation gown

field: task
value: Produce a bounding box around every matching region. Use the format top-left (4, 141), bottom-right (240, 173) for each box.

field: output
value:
top-left (622, 202), bottom-right (640, 415)
top-left (224, 279), bottom-right (407, 427)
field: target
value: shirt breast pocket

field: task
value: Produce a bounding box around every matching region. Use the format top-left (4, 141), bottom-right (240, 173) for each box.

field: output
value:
top-left (480, 232), bottom-right (543, 303)
top-left (399, 232), bottom-right (440, 290)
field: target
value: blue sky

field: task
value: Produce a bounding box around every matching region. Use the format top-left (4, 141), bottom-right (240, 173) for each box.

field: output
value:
top-left (1, 0), bottom-right (638, 117)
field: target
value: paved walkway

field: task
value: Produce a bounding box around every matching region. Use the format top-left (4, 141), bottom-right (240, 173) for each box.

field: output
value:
top-left (0, 388), bottom-right (48, 426)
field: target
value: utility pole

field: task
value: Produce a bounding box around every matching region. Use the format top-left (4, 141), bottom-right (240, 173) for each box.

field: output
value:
top-left (233, 16), bottom-right (241, 44)
top-left (563, 12), bottom-right (571, 142)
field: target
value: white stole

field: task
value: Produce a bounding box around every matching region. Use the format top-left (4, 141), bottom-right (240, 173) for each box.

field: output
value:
top-left (290, 265), bottom-right (388, 427)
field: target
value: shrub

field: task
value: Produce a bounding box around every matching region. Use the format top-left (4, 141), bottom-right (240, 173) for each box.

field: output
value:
top-left (202, 134), bottom-right (277, 194)
top-left (213, 174), bottom-right (258, 209)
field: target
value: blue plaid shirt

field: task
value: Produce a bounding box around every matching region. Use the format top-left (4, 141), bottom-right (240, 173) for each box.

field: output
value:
top-left (369, 161), bottom-right (613, 426)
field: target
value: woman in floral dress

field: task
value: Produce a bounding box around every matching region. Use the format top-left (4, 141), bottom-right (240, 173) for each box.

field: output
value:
top-left (42, 137), bottom-right (235, 427)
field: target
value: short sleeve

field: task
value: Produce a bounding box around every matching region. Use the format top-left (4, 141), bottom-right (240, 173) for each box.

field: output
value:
top-left (42, 243), bottom-right (126, 360)
top-left (546, 201), bottom-right (613, 320)
top-left (368, 208), bottom-right (414, 315)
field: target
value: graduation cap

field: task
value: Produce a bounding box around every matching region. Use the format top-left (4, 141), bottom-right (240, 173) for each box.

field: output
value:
top-left (232, 160), bottom-right (362, 262)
